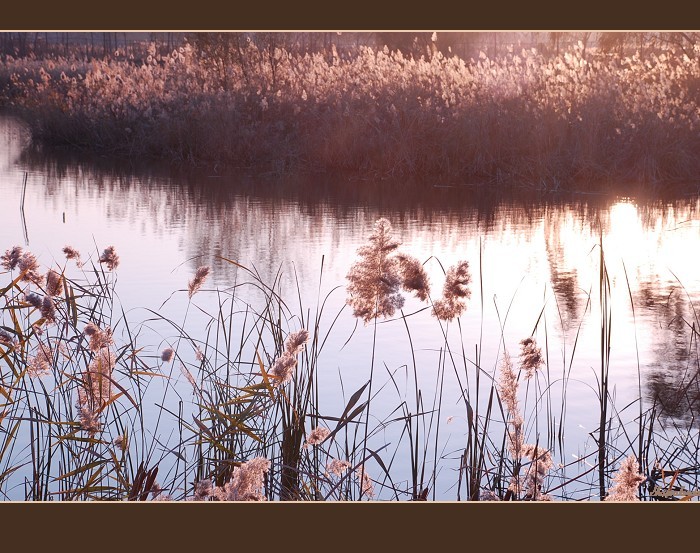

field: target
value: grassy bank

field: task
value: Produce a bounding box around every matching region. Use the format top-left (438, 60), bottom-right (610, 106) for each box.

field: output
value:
top-left (1, 219), bottom-right (698, 501)
top-left (1, 41), bottom-right (700, 190)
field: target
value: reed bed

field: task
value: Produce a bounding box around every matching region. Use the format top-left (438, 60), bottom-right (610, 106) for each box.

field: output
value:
top-left (1, 217), bottom-right (698, 501)
top-left (1, 40), bottom-right (699, 190)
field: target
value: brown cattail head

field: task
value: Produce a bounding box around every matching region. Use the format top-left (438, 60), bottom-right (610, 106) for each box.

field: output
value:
top-left (98, 246), bottom-right (120, 270)
top-left (161, 348), bottom-right (175, 363)
top-left (346, 218), bottom-right (404, 324)
top-left (605, 456), bottom-right (646, 502)
top-left (188, 266), bottom-right (210, 298)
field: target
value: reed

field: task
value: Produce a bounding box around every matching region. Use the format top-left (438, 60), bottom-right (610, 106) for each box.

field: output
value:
top-left (1, 220), bottom-right (699, 501)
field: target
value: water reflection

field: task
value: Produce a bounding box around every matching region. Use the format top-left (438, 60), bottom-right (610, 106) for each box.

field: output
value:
top-left (4, 116), bottom-right (700, 430)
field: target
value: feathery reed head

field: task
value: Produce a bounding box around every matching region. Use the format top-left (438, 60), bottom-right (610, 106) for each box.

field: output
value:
top-left (519, 337), bottom-right (544, 379)
top-left (40, 295), bottom-right (56, 324)
top-left (0, 329), bottom-right (16, 349)
top-left (431, 260), bottom-right (471, 321)
top-left (1, 246), bottom-right (22, 271)
top-left (98, 246), bottom-right (119, 270)
top-left (62, 245), bottom-right (82, 265)
top-left (285, 329), bottom-right (310, 355)
top-left (18, 250), bottom-right (44, 285)
top-left (326, 458), bottom-right (352, 477)
top-left (188, 265), bottom-right (210, 298)
top-left (84, 322), bottom-right (113, 352)
top-left (396, 253), bottom-right (431, 301)
top-left (45, 269), bottom-right (64, 296)
top-left (268, 328), bottom-right (309, 385)
top-left (303, 426), bottom-right (330, 448)
top-left (498, 351), bottom-right (524, 459)
top-left (346, 218), bottom-right (404, 324)
top-left (605, 456), bottom-right (646, 502)
top-left (355, 464), bottom-right (375, 499)
top-left (27, 341), bottom-right (53, 378)
top-left (214, 457), bottom-right (270, 501)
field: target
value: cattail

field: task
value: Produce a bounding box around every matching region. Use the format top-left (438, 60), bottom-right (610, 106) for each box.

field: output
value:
top-left (346, 218), bottom-right (404, 324)
top-left (187, 266), bottom-right (210, 298)
top-left (396, 253), bottom-right (430, 301)
top-left (161, 347), bottom-right (175, 362)
top-left (326, 459), bottom-right (352, 477)
top-left (605, 456), bottom-right (646, 502)
top-left (520, 337), bottom-right (544, 379)
top-left (98, 246), bottom-right (119, 270)
top-left (303, 426), bottom-right (330, 448)
top-left (45, 269), bottom-right (64, 296)
top-left (431, 261), bottom-right (471, 321)
top-left (1, 246), bottom-right (22, 271)
top-left (213, 457), bottom-right (270, 501)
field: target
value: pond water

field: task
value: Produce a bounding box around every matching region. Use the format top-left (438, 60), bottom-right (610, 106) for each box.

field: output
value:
top-left (1, 114), bottom-right (699, 500)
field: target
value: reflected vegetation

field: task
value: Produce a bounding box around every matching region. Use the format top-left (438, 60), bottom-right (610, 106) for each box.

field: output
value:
top-left (6, 116), bottom-right (700, 429)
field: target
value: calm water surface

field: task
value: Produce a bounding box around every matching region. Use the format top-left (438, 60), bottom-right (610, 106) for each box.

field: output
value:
top-left (2, 115), bottom-right (700, 500)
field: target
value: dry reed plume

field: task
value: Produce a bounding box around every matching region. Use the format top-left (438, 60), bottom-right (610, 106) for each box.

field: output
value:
top-left (605, 456), bottom-right (646, 501)
top-left (187, 265), bottom-right (210, 298)
top-left (268, 328), bottom-right (309, 384)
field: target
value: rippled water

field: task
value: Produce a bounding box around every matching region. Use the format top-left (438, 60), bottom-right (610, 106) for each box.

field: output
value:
top-left (2, 114), bottom-right (699, 500)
